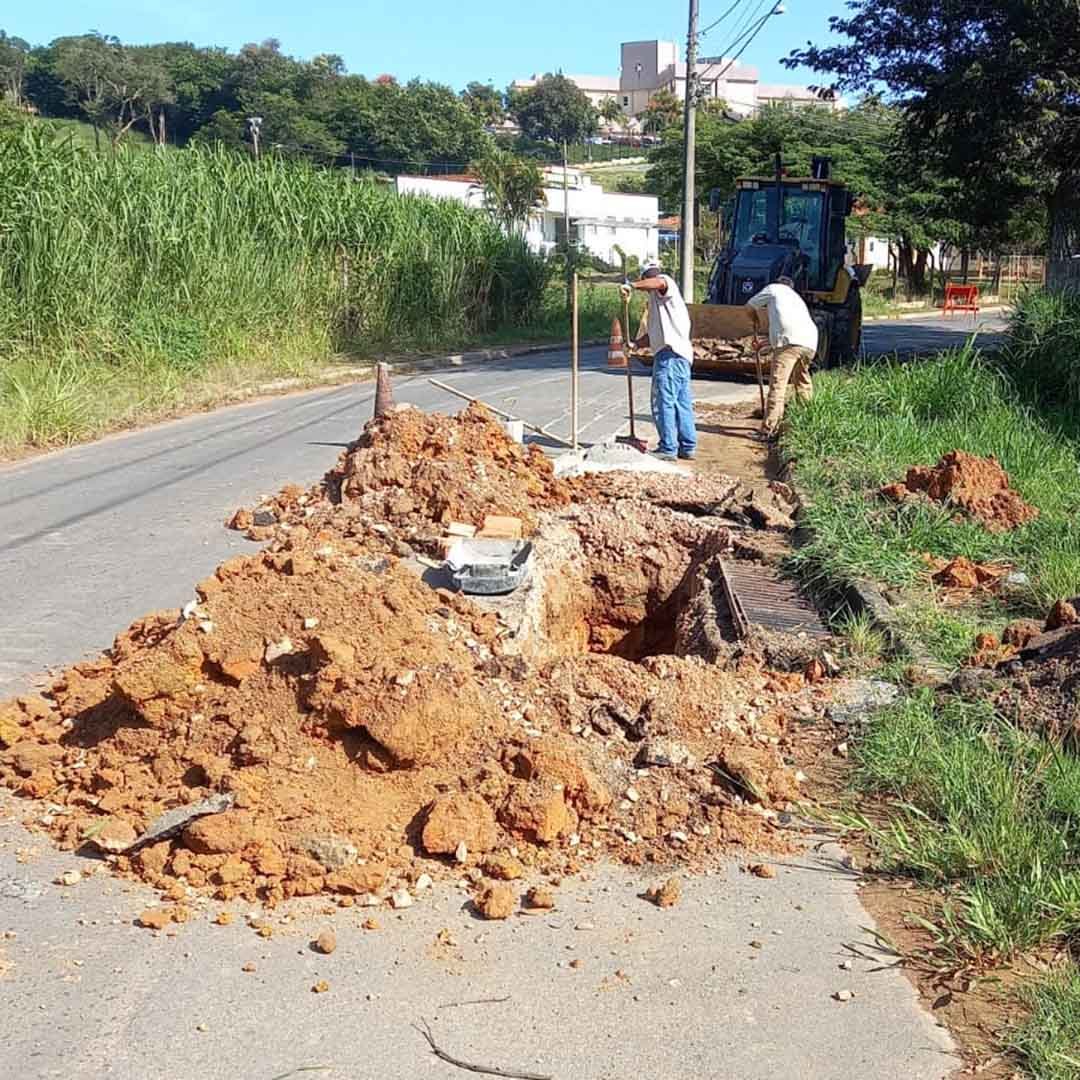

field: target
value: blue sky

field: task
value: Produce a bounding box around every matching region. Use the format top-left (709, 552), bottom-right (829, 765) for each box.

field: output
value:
top-left (9, 0), bottom-right (849, 89)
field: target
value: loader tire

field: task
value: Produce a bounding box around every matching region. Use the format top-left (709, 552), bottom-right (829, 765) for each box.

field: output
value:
top-left (830, 288), bottom-right (863, 366)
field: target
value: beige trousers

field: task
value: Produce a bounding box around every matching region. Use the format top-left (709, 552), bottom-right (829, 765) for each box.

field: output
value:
top-left (764, 345), bottom-right (814, 433)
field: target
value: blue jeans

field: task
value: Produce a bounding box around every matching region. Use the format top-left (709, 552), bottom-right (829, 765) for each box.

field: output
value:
top-left (650, 348), bottom-right (696, 456)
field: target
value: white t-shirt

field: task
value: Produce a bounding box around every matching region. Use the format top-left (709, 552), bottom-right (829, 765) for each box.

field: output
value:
top-left (747, 282), bottom-right (819, 352)
top-left (647, 275), bottom-right (694, 363)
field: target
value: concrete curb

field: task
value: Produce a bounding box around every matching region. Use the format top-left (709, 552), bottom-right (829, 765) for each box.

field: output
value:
top-left (842, 577), bottom-right (952, 682)
top-left (788, 477), bottom-right (952, 683)
top-left (247, 338), bottom-right (609, 400)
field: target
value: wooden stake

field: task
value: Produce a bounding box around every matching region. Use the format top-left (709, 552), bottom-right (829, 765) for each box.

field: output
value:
top-left (571, 271), bottom-right (580, 450)
top-left (753, 337), bottom-right (767, 416)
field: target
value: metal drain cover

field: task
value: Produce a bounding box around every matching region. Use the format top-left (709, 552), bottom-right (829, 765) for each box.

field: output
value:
top-left (719, 559), bottom-right (829, 640)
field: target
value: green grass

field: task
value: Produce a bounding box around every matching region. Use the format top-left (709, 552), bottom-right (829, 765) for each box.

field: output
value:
top-left (836, 610), bottom-right (888, 663)
top-left (1004, 289), bottom-right (1080, 427)
top-left (41, 117), bottom-right (155, 153)
top-left (782, 345), bottom-right (1080, 661)
top-left (1010, 969), bottom-right (1080, 1080)
top-left (782, 301), bottom-right (1080, 1076)
top-left (853, 691), bottom-right (1080, 960)
top-left (0, 124), bottom-right (551, 453)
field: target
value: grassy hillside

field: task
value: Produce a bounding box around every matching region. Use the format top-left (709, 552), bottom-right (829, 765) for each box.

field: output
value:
top-left (0, 125), bottom-right (551, 451)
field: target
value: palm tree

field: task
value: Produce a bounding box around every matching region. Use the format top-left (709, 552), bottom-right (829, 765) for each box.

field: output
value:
top-left (470, 149), bottom-right (545, 234)
top-left (598, 96), bottom-right (622, 128)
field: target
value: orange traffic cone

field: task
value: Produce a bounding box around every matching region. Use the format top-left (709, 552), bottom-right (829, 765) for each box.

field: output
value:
top-left (607, 316), bottom-right (627, 368)
top-left (373, 361), bottom-right (394, 419)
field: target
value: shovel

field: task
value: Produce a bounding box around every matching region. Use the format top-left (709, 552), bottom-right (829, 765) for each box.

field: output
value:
top-left (615, 291), bottom-right (648, 453)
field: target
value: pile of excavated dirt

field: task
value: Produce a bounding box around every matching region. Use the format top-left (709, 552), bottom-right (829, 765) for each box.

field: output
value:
top-left (986, 596), bottom-right (1080, 744)
top-left (0, 405), bottom-right (838, 915)
top-left (880, 450), bottom-right (1038, 533)
top-left (229, 402), bottom-right (579, 554)
top-left (923, 555), bottom-right (1010, 592)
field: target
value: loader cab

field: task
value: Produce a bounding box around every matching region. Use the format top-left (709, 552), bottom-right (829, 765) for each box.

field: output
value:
top-left (706, 159), bottom-right (865, 365)
top-left (728, 182), bottom-right (839, 291)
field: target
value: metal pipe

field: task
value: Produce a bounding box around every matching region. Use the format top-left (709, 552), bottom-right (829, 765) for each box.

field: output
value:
top-left (426, 379), bottom-right (574, 447)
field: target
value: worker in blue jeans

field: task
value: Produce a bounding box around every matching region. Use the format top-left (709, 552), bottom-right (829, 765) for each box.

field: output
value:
top-left (621, 262), bottom-right (696, 461)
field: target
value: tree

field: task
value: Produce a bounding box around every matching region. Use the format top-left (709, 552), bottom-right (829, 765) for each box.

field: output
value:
top-left (785, 0), bottom-right (1075, 279)
top-left (470, 148), bottom-right (544, 233)
top-left (52, 34), bottom-right (172, 146)
top-left (0, 31), bottom-right (30, 106)
top-left (511, 73), bottom-right (597, 145)
top-left (647, 100), bottom-right (968, 292)
top-left (598, 96), bottom-right (622, 127)
top-left (641, 89), bottom-right (679, 135)
top-left (461, 81), bottom-right (504, 126)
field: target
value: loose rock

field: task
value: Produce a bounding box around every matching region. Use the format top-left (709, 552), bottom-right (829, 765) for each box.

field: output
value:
top-left (476, 883), bottom-right (517, 920)
top-left (645, 876), bottom-right (681, 908)
top-left (524, 885), bottom-right (556, 910)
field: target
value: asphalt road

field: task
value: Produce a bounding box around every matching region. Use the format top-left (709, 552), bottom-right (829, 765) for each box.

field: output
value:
top-left (0, 311), bottom-right (1005, 695)
top-left (0, 313), bottom-right (999, 1078)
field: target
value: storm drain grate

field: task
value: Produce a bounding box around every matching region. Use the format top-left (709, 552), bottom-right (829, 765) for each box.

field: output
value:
top-left (719, 559), bottom-right (830, 640)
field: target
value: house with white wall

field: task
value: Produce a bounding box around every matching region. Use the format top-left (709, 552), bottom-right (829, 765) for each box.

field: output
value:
top-left (395, 168), bottom-right (659, 268)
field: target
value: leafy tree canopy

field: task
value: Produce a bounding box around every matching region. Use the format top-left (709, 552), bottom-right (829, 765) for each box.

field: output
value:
top-left (461, 81), bottom-right (504, 125)
top-left (784, 0), bottom-right (1073, 259)
top-left (470, 148), bottom-right (544, 233)
top-left (511, 73), bottom-right (597, 145)
top-left (641, 89), bottom-right (680, 136)
top-left (3, 27), bottom-right (493, 168)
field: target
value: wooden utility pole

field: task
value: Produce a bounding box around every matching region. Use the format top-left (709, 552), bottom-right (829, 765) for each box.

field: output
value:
top-left (679, 0), bottom-right (699, 301)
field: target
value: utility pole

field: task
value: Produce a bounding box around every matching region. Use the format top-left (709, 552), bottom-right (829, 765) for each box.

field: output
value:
top-left (679, 0), bottom-right (699, 300)
top-left (247, 116), bottom-right (263, 161)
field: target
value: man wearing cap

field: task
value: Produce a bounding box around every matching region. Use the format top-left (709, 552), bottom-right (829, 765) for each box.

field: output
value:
top-left (747, 276), bottom-right (819, 437)
top-left (620, 262), bottom-right (696, 462)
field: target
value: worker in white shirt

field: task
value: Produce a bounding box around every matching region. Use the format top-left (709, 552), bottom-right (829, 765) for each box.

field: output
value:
top-left (620, 262), bottom-right (696, 461)
top-left (747, 276), bottom-right (819, 437)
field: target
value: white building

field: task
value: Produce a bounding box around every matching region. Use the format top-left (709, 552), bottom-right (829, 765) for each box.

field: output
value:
top-left (511, 73), bottom-right (621, 110)
top-left (515, 41), bottom-right (835, 123)
top-left (395, 168), bottom-right (659, 267)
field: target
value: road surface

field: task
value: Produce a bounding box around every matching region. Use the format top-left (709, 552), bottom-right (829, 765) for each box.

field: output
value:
top-left (0, 313), bottom-right (993, 1078)
top-left (0, 312), bottom-right (1005, 695)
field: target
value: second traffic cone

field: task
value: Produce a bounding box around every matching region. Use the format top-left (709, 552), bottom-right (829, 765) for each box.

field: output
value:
top-left (373, 361), bottom-right (394, 419)
top-left (607, 316), bottom-right (627, 368)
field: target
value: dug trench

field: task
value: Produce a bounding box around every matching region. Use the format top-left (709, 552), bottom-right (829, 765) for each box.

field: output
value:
top-left (0, 403), bottom-right (842, 926)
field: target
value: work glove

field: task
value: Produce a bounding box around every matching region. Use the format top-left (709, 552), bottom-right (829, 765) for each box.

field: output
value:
top-left (619, 283), bottom-right (633, 300)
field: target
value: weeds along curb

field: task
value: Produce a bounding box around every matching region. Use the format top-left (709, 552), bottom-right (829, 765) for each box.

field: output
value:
top-left (841, 578), bottom-right (952, 684)
top-left (785, 471), bottom-right (952, 686)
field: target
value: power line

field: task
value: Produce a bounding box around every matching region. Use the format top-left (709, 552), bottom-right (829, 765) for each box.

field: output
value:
top-left (698, 3), bottom-right (780, 90)
top-left (699, 0), bottom-right (750, 38)
top-left (693, 0), bottom-right (776, 98)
